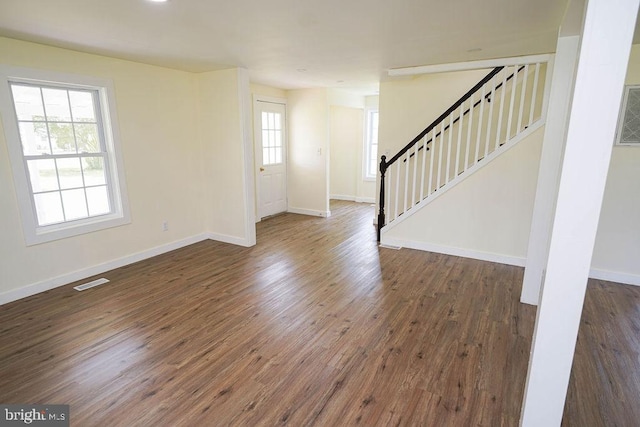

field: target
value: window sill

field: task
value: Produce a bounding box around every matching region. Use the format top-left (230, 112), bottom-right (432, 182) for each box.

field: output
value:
top-left (26, 212), bottom-right (131, 246)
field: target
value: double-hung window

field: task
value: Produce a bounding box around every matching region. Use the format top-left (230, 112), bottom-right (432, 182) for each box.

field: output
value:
top-left (364, 109), bottom-right (379, 180)
top-left (0, 66), bottom-right (130, 245)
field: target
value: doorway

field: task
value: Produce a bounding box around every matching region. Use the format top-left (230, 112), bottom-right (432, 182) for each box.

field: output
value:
top-left (254, 98), bottom-right (287, 220)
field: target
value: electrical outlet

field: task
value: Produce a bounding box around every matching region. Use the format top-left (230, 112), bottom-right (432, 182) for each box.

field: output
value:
top-left (162, 221), bottom-right (168, 232)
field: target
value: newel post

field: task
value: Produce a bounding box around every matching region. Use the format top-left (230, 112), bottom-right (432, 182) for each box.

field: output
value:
top-left (377, 155), bottom-right (387, 242)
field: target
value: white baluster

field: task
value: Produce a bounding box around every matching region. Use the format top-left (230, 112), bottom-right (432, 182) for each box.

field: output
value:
top-left (485, 78), bottom-right (496, 157)
top-left (403, 151), bottom-right (410, 214)
top-left (495, 68), bottom-right (508, 149)
top-left (420, 134), bottom-right (427, 201)
top-left (455, 103), bottom-right (464, 177)
top-left (506, 64), bottom-right (519, 140)
top-left (428, 131), bottom-right (435, 196)
top-left (437, 122), bottom-right (444, 190)
top-left (517, 64), bottom-right (529, 133)
top-left (465, 93), bottom-right (474, 171)
top-left (529, 62), bottom-right (541, 127)
top-left (474, 86), bottom-right (486, 163)
top-left (412, 141), bottom-right (419, 206)
top-left (445, 114), bottom-right (453, 184)
top-left (394, 162), bottom-right (400, 220)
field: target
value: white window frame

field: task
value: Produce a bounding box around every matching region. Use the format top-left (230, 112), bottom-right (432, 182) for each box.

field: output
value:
top-left (0, 65), bottom-right (130, 245)
top-left (364, 108), bottom-right (379, 181)
top-left (615, 84), bottom-right (640, 146)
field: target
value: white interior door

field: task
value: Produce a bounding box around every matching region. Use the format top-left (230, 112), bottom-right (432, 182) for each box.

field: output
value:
top-left (255, 100), bottom-right (287, 219)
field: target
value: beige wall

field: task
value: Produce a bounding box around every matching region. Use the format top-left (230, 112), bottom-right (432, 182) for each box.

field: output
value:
top-left (330, 106), bottom-right (363, 199)
top-left (380, 50), bottom-right (640, 282)
top-left (378, 70), bottom-right (489, 160)
top-left (199, 68), bottom-right (254, 244)
top-left (250, 83), bottom-right (286, 99)
top-left (591, 44), bottom-right (640, 279)
top-left (328, 90), bottom-right (376, 203)
top-left (286, 88), bottom-right (330, 215)
top-left (0, 37), bottom-right (258, 301)
top-left (0, 37), bottom-right (206, 297)
top-left (386, 128), bottom-right (544, 261)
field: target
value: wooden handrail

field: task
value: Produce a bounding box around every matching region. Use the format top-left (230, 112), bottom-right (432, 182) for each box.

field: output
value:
top-left (382, 66), bottom-right (504, 170)
top-left (402, 65), bottom-right (527, 163)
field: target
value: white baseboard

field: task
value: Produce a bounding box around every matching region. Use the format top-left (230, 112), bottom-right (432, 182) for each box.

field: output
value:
top-left (330, 194), bottom-right (355, 201)
top-left (0, 233), bottom-right (210, 306)
top-left (355, 196), bottom-right (375, 204)
top-left (330, 195), bottom-right (375, 204)
top-left (381, 236), bottom-right (526, 267)
top-left (288, 207), bottom-right (331, 218)
top-left (208, 232), bottom-right (253, 247)
top-left (589, 268), bottom-right (640, 287)
top-left (382, 236), bottom-right (640, 287)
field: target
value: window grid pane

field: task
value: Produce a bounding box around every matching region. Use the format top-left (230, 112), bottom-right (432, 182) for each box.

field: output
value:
top-left (10, 82), bottom-right (112, 227)
top-left (365, 110), bottom-right (379, 178)
top-left (261, 112), bottom-right (284, 166)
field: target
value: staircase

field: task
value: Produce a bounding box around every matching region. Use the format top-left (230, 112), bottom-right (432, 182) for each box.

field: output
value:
top-left (377, 60), bottom-right (550, 242)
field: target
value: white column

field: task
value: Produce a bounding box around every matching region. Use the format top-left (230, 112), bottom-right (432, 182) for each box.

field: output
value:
top-left (520, 0), bottom-right (639, 426)
top-left (520, 36), bottom-right (580, 305)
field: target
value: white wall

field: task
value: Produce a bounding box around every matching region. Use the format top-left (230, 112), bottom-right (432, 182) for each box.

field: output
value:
top-left (286, 88), bottom-right (330, 216)
top-left (0, 37), bottom-right (207, 299)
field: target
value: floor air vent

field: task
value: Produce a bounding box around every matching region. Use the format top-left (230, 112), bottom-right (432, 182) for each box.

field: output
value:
top-left (74, 278), bottom-right (110, 291)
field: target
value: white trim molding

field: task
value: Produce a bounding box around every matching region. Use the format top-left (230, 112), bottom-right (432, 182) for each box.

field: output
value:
top-left (388, 54), bottom-right (552, 77)
top-left (0, 233), bottom-right (210, 306)
top-left (0, 65), bottom-right (131, 245)
top-left (288, 207), bottom-right (331, 217)
top-left (208, 232), bottom-right (254, 247)
top-left (589, 268), bottom-right (640, 287)
top-left (381, 236), bottom-right (527, 267)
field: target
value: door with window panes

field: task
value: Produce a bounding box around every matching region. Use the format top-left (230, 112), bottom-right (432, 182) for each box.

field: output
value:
top-left (255, 101), bottom-right (287, 219)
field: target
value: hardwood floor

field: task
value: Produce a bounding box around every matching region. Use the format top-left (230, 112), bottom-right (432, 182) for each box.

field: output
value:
top-left (0, 200), bottom-right (637, 426)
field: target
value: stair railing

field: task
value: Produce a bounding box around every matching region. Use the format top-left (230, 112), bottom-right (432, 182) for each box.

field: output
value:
top-left (377, 62), bottom-right (547, 241)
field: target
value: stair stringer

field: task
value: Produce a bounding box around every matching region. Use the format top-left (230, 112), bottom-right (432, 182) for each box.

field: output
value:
top-left (380, 118), bottom-right (545, 245)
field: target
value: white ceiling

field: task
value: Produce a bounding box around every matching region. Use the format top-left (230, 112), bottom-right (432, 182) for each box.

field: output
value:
top-left (0, 0), bottom-right (572, 94)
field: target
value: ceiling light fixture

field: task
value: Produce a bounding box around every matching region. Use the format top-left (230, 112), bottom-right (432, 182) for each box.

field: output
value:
top-left (147, 0), bottom-right (168, 3)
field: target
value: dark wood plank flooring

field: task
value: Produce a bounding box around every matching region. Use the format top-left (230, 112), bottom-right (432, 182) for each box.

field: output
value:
top-left (0, 200), bottom-right (637, 426)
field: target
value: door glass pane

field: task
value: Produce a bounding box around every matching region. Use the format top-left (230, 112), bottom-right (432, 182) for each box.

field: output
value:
top-left (261, 110), bottom-right (284, 166)
top-left (274, 130), bottom-right (282, 147)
